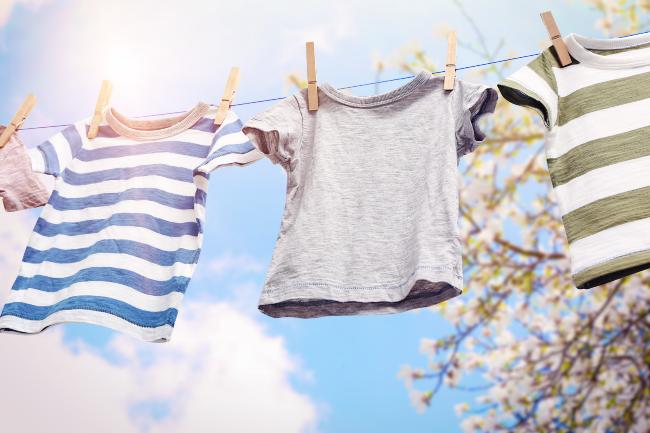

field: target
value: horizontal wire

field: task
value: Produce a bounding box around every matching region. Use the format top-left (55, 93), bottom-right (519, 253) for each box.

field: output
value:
top-left (16, 28), bottom-right (650, 131)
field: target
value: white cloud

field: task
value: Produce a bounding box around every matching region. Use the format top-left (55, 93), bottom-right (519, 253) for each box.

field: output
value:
top-left (0, 0), bottom-right (49, 29)
top-left (206, 251), bottom-right (266, 277)
top-left (0, 212), bottom-right (317, 433)
top-left (277, 3), bottom-right (358, 55)
top-left (0, 301), bottom-right (318, 433)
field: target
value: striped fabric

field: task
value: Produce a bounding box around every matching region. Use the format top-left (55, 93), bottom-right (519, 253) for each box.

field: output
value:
top-left (498, 32), bottom-right (650, 289)
top-left (0, 103), bottom-right (262, 342)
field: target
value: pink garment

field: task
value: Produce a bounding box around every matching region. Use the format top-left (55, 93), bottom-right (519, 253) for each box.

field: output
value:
top-left (0, 126), bottom-right (49, 211)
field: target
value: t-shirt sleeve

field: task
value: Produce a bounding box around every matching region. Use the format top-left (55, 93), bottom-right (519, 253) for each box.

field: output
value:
top-left (242, 95), bottom-right (303, 168)
top-left (0, 129), bottom-right (50, 212)
top-left (455, 81), bottom-right (499, 158)
top-left (497, 49), bottom-right (560, 129)
top-left (28, 123), bottom-right (85, 177)
top-left (194, 111), bottom-right (264, 175)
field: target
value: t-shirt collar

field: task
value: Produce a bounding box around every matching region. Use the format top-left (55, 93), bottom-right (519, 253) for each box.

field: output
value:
top-left (320, 70), bottom-right (431, 108)
top-left (565, 32), bottom-right (650, 69)
top-left (105, 102), bottom-right (210, 141)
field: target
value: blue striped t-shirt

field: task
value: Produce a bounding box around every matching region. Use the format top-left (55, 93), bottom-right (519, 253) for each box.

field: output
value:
top-left (0, 103), bottom-right (262, 342)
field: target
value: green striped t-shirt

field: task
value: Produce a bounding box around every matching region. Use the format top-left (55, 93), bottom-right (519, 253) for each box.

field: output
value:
top-left (498, 32), bottom-right (650, 289)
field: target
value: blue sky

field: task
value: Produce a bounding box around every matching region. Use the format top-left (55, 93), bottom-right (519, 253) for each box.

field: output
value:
top-left (0, 1), bottom-right (609, 432)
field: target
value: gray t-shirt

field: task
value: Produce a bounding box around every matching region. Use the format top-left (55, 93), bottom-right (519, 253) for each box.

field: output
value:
top-left (244, 70), bottom-right (497, 318)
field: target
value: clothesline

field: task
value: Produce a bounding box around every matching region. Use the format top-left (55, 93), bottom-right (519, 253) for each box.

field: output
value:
top-left (16, 28), bottom-right (650, 132)
top-left (4, 25), bottom-right (650, 342)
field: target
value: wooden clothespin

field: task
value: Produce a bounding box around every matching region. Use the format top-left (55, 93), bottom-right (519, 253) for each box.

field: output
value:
top-left (214, 67), bottom-right (241, 126)
top-left (540, 11), bottom-right (572, 66)
top-left (443, 31), bottom-right (457, 91)
top-left (306, 41), bottom-right (318, 111)
top-left (88, 80), bottom-right (112, 139)
top-left (0, 94), bottom-right (36, 149)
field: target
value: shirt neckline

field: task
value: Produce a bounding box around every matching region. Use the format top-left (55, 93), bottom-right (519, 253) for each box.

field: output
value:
top-left (320, 70), bottom-right (431, 108)
top-left (104, 101), bottom-right (210, 141)
top-left (565, 32), bottom-right (650, 69)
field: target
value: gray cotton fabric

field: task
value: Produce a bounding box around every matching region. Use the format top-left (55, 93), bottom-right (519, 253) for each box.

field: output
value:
top-left (243, 70), bottom-right (498, 318)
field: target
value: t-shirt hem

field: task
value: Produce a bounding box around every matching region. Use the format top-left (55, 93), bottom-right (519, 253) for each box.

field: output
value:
top-left (573, 248), bottom-right (650, 289)
top-left (459, 86), bottom-right (499, 156)
top-left (0, 311), bottom-right (173, 343)
top-left (258, 265), bottom-right (463, 318)
top-left (243, 119), bottom-right (290, 167)
top-left (2, 191), bottom-right (50, 212)
top-left (497, 79), bottom-right (553, 129)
